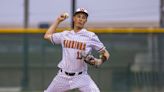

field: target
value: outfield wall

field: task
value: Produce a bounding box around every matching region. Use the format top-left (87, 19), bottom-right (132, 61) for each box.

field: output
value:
top-left (0, 28), bottom-right (163, 92)
top-left (0, 28), bottom-right (164, 33)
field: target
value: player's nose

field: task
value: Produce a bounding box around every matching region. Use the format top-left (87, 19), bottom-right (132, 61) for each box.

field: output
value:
top-left (79, 18), bottom-right (84, 22)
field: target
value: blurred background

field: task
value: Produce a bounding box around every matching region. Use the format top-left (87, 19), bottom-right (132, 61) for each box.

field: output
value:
top-left (0, 0), bottom-right (164, 92)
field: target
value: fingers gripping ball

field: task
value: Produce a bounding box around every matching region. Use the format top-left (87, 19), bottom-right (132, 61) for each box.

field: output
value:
top-left (63, 12), bottom-right (69, 19)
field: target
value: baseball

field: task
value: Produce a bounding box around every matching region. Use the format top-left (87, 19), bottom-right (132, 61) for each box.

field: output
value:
top-left (63, 12), bottom-right (69, 18)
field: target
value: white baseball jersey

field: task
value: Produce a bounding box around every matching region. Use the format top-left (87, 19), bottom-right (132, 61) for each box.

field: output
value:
top-left (50, 28), bottom-right (105, 72)
top-left (45, 28), bottom-right (104, 92)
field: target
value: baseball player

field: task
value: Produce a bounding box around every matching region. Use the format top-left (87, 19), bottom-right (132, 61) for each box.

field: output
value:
top-left (44, 8), bottom-right (110, 92)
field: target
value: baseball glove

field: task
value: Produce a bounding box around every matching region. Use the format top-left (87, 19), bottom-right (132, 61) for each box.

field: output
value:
top-left (80, 51), bottom-right (96, 65)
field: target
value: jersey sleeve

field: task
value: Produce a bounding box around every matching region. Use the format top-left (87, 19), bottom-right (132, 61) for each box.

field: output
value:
top-left (50, 31), bottom-right (65, 44)
top-left (91, 33), bottom-right (105, 52)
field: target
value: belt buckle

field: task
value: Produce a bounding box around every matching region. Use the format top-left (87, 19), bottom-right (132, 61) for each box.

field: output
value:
top-left (65, 72), bottom-right (75, 76)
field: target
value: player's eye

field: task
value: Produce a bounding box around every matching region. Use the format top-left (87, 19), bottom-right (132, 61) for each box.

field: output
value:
top-left (82, 16), bottom-right (87, 20)
top-left (77, 15), bottom-right (81, 18)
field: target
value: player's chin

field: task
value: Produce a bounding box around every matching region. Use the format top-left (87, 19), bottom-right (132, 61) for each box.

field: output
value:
top-left (77, 25), bottom-right (84, 29)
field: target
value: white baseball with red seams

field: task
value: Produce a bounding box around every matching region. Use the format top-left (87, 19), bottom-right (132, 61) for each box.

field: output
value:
top-left (44, 29), bottom-right (105, 92)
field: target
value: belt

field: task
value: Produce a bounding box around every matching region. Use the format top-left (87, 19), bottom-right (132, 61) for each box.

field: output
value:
top-left (60, 69), bottom-right (82, 76)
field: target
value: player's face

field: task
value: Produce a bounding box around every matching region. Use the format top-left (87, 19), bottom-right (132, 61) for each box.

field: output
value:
top-left (73, 13), bottom-right (87, 29)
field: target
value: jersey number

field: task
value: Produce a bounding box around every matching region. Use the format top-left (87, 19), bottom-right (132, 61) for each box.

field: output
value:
top-left (76, 51), bottom-right (82, 59)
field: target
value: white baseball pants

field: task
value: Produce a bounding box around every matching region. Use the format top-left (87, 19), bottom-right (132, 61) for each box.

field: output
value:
top-left (44, 69), bottom-right (100, 92)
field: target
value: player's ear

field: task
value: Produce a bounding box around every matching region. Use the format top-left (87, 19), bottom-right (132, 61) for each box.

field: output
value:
top-left (84, 18), bottom-right (87, 24)
top-left (84, 15), bottom-right (88, 23)
top-left (85, 19), bottom-right (87, 23)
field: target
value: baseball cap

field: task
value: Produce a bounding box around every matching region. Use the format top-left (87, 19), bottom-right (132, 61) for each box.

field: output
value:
top-left (74, 8), bottom-right (88, 17)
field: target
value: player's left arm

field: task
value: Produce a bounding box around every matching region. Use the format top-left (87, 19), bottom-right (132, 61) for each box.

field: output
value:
top-left (95, 48), bottom-right (110, 66)
top-left (80, 48), bottom-right (110, 67)
top-left (91, 34), bottom-right (110, 66)
top-left (82, 33), bottom-right (110, 67)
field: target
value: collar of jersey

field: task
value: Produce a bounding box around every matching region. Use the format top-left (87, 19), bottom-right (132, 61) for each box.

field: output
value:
top-left (71, 28), bottom-right (86, 34)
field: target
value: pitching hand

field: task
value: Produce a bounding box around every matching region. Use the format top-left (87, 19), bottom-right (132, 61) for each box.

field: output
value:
top-left (57, 13), bottom-right (69, 23)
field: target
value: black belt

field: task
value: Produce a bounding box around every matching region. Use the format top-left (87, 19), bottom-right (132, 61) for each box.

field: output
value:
top-left (60, 69), bottom-right (82, 76)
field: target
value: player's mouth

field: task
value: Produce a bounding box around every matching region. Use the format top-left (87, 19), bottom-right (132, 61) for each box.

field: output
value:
top-left (78, 22), bottom-right (83, 25)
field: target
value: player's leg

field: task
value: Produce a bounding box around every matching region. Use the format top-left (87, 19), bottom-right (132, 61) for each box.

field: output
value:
top-left (77, 74), bottom-right (100, 92)
top-left (44, 72), bottom-right (70, 92)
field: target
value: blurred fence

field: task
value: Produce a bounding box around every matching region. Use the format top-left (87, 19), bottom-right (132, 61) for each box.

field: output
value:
top-left (0, 28), bottom-right (164, 92)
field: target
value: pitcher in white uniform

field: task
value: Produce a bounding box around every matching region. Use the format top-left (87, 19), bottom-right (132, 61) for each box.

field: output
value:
top-left (44, 8), bottom-right (110, 92)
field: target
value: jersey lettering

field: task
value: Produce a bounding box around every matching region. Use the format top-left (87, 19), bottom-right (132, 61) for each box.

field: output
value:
top-left (63, 40), bottom-right (86, 50)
